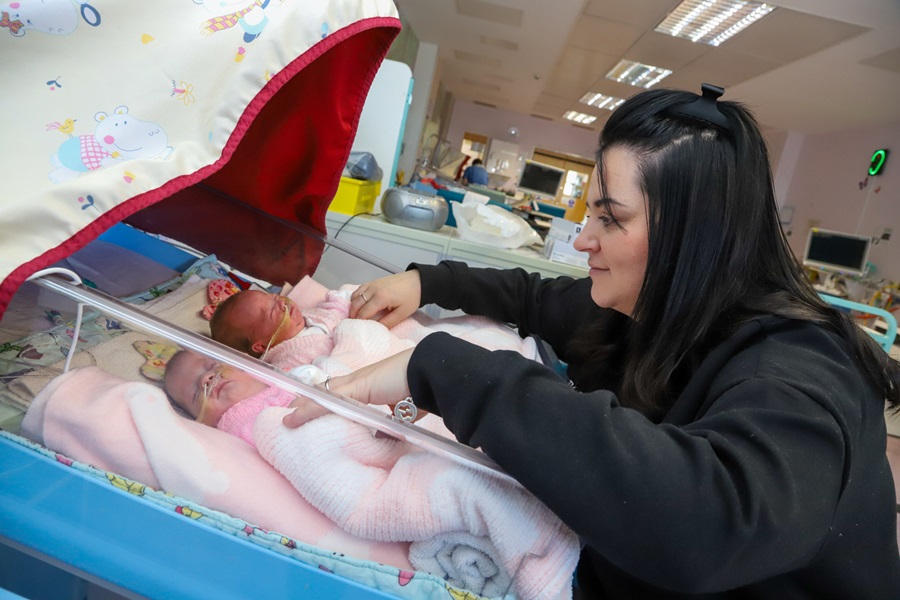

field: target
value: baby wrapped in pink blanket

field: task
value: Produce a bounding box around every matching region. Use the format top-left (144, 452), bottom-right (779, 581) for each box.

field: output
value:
top-left (164, 347), bottom-right (579, 600)
top-left (252, 387), bottom-right (579, 600)
top-left (208, 276), bottom-right (541, 383)
top-left (19, 366), bottom-right (412, 570)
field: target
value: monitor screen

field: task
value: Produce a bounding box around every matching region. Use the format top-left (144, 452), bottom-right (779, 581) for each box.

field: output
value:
top-left (802, 228), bottom-right (871, 276)
top-left (517, 161), bottom-right (565, 198)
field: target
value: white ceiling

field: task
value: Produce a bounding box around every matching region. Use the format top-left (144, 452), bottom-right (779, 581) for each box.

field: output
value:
top-left (394, 0), bottom-right (900, 134)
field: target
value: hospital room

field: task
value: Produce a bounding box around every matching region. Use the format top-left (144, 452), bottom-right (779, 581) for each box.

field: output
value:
top-left (2, 0), bottom-right (900, 598)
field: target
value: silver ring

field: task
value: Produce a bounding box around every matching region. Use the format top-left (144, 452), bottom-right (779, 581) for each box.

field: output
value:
top-left (323, 376), bottom-right (331, 391)
top-left (359, 291), bottom-right (369, 303)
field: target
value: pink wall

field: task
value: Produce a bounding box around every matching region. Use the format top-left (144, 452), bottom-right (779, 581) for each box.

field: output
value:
top-left (783, 122), bottom-right (900, 280)
top-left (445, 100), bottom-right (599, 162)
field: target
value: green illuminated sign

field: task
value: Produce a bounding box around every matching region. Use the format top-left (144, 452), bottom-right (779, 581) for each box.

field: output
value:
top-left (869, 149), bottom-right (889, 176)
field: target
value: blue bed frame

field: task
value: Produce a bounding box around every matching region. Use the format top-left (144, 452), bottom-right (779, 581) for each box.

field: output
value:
top-left (0, 433), bottom-right (404, 598)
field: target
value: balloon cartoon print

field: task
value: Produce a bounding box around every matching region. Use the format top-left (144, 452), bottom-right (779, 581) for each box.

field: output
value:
top-left (1, 0), bottom-right (100, 37)
top-left (48, 106), bottom-right (174, 183)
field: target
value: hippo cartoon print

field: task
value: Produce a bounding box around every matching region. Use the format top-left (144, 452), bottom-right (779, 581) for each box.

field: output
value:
top-left (1, 0), bottom-right (100, 37)
top-left (49, 106), bottom-right (173, 184)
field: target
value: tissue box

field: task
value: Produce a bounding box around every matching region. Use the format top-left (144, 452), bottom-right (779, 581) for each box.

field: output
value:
top-left (330, 177), bottom-right (382, 215)
top-left (543, 218), bottom-right (588, 268)
top-left (546, 217), bottom-right (582, 243)
top-left (543, 236), bottom-right (589, 268)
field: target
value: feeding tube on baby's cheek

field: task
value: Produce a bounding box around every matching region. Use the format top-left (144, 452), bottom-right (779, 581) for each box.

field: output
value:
top-left (195, 364), bottom-right (228, 423)
top-left (261, 298), bottom-right (292, 361)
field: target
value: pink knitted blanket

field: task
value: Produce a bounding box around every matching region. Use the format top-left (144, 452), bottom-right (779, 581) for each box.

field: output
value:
top-left (254, 405), bottom-right (580, 600)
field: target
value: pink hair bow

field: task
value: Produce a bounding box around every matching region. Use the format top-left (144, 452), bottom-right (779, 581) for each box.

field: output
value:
top-left (201, 279), bottom-right (240, 320)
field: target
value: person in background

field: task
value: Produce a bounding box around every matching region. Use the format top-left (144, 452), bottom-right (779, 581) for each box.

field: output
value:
top-left (284, 85), bottom-right (900, 597)
top-left (461, 158), bottom-right (489, 186)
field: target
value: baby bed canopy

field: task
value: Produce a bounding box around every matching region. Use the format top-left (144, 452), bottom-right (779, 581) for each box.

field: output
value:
top-left (0, 0), bottom-right (402, 319)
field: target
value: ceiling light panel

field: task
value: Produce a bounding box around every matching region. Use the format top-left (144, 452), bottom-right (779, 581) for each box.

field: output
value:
top-left (579, 92), bottom-right (625, 111)
top-left (563, 111), bottom-right (597, 125)
top-left (655, 0), bottom-right (776, 46)
top-left (605, 60), bottom-right (673, 88)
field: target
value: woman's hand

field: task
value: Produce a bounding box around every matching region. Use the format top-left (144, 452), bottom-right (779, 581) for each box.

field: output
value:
top-left (282, 349), bottom-right (420, 428)
top-left (348, 270), bottom-right (422, 329)
top-left (325, 349), bottom-right (414, 407)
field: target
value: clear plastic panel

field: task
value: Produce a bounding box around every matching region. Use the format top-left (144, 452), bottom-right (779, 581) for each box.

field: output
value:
top-left (31, 275), bottom-right (516, 481)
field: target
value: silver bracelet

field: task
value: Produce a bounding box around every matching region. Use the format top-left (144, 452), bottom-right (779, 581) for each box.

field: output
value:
top-left (393, 397), bottom-right (417, 423)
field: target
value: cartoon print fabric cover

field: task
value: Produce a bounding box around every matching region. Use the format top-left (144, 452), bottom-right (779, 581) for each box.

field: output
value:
top-left (0, 0), bottom-right (401, 318)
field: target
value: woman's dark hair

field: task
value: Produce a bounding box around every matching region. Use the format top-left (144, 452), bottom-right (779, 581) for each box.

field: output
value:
top-left (569, 87), bottom-right (900, 419)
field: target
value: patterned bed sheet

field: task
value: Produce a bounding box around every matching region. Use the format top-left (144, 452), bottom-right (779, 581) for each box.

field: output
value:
top-left (0, 430), bottom-right (488, 600)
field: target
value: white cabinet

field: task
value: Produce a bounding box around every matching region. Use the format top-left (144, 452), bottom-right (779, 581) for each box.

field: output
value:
top-left (320, 211), bottom-right (588, 281)
top-left (445, 234), bottom-right (588, 279)
top-left (318, 212), bottom-right (452, 289)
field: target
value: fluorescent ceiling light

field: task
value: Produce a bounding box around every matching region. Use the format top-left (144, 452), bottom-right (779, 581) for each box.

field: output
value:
top-left (563, 111), bottom-right (597, 125)
top-left (655, 0), bottom-right (776, 46)
top-left (605, 60), bottom-right (673, 88)
top-left (579, 92), bottom-right (625, 111)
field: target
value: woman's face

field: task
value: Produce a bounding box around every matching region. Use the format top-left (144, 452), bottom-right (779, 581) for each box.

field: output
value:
top-left (573, 146), bottom-right (649, 317)
top-left (165, 352), bottom-right (269, 426)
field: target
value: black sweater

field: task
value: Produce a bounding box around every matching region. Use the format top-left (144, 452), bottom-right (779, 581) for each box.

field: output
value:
top-left (407, 261), bottom-right (900, 598)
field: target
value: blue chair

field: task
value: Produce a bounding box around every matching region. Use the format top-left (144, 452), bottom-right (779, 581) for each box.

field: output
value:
top-left (819, 293), bottom-right (897, 352)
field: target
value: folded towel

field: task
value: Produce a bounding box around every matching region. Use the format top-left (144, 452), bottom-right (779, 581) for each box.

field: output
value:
top-left (410, 533), bottom-right (511, 598)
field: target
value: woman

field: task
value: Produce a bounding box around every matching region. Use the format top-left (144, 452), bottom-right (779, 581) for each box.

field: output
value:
top-left (286, 86), bottom-right (900, 597)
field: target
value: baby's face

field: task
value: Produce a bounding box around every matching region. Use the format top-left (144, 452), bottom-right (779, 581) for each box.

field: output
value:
top-left (235, 291), bottom-right (306, 353)
top-left (165, 352), bottom-right (269, 425)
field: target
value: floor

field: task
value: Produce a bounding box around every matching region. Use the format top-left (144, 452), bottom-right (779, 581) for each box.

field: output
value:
top-left (887, 434), bottom-right (900, 545)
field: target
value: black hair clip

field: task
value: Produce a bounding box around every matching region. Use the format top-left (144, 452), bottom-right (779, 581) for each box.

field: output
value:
top-left (670, 83), bottom-right (731, 131)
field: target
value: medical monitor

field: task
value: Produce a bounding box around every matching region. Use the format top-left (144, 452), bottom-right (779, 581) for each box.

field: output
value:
top-left (517, 160), bottom-right (565, 199)
top-left (802, 228), bottom-right (871, 277)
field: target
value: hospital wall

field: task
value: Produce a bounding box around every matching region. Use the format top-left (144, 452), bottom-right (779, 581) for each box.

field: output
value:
top-left (445, 99), bottom-right (599, 162)
top-left (781, 121), bottom-right (900, 281)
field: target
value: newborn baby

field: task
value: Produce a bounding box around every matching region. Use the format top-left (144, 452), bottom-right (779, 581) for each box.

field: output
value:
top-left (207, 280), bottom-right (542, 384)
